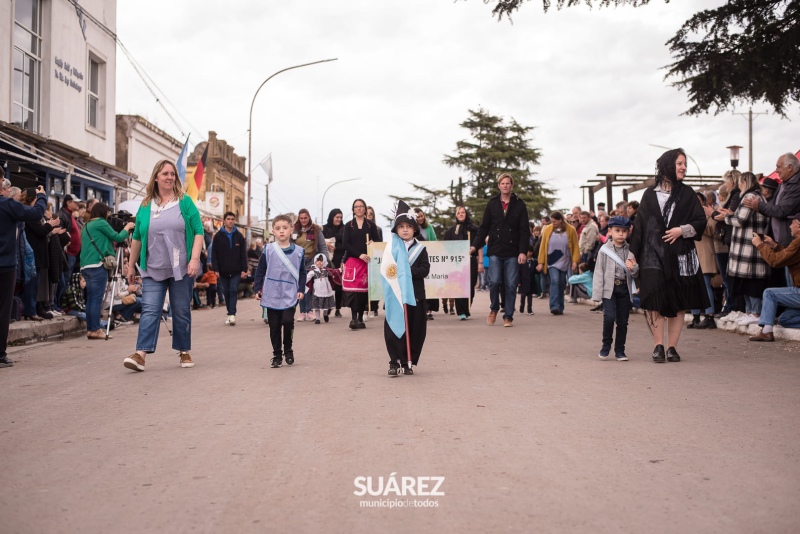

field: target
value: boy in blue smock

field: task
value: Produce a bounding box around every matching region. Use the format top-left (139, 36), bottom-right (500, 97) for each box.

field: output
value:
top-left (254, 214), bottom-right (306, 368)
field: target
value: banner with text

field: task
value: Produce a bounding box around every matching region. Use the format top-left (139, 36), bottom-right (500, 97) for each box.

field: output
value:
top-left (368, 241), bottom-right (471, 300)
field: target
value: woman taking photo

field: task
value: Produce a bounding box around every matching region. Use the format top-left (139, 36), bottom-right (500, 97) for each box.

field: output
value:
top-left (322, 208), bottom-right (345, 317)
top-left (718, 171), bottom-right (771, 327)
top-left (341, 199), bottom-right (379, 329)
top-left (629, 148), bottom-right (709, 364)
top-left (80, 202), bottom-right (134, 339)
top-left (123, 159), bottom-right (204, 372)
top-left (444, 206), bottom-right (479, 320)
top-left (536, 211), bottom-right (579, 315)
top-left (293, 208), bottom-right (327, 321)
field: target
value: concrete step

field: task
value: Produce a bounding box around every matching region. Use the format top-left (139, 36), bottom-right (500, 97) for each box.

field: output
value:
top-left (8, 315), bottom-right (86, 345)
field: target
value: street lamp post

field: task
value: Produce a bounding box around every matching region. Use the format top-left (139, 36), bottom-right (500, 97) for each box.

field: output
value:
top-left (321, 178), bottom-right (361, 222)
top-left (247, 58), bottom-right (338, 242)
top-left (727, 145), bottom-right (743, 170)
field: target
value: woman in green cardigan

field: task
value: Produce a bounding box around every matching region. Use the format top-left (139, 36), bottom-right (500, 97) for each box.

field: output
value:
top-left (122, 160), bottom-right (204, 372)
top-left (80, 203), bottom-right (134, 339)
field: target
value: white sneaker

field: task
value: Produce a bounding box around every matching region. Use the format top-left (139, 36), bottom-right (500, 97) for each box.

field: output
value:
top-left (724, 311), bottom-right (743, 322)
top-left (225, 315), bottom-right (236, 325)
top-left (296, 314), bottom-right (305, 322)
top-left (738, 314), bottom-right (760, 326)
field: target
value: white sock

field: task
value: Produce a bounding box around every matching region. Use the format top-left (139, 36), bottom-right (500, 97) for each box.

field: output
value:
top-left (315, 310), bottom-right (321, 320)
top-left (763, 325), bottom-right (773, 334)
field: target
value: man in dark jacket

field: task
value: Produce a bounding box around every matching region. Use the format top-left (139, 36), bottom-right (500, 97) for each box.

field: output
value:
top-left (211, 212), bottom-right (248, 325)
top-left (0, 183), bottom-right (47, 367)
top-left (470, 173), bottom-right (530, 327)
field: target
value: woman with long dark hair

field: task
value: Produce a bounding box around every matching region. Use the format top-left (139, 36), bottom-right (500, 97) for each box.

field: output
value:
top-left (629, 148), bottom-right (709, 363)
top-left (341, 199), bottom-right (379, 329)
top-left (293, 208), bottom-right (327, 321)
top-left (444, 206), bottom-right (479, 320)
top-left (322, 208), bottom-right (345, 317)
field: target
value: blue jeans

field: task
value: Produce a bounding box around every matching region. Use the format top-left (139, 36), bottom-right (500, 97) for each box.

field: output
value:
top-left (22, 273), bottom-right (38, 316)
top-left (489, 256), bottom-right (520, 320)
top-left (136, 275), bottom-right (194, 353)
top-left (744, 295), bottom-right (762, 315)
top-left (56, 254), bottom-right (78, 310)
top-left (218, 274), bottom-right (241, 316)
top-left (82, 266), bottom-right (108, 332)
top-left (691, 273), bottom-right (715, 315)
top-left (113, 298), bottom-right (143, 321)
top-left (548, 267), bottom-right (567, 313)
top-left (601, 282), bottom-right (632, 356)
top-left (759, 287), bottom-right (800, 328)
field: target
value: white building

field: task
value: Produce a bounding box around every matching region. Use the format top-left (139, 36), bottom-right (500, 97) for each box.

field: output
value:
top-left (115, 114), bottom-right (182, 201)
top-left (0, 0), bottom-right (133, 207)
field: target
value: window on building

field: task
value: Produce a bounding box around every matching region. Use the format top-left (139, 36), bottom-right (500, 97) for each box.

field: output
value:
top-left (12, 0), bottom-right (42, 132)
top-left (87, 55), bottom-right (105, 131)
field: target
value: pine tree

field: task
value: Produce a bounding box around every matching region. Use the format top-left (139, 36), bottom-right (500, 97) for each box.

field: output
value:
top-left (443, 108), bottom-right (555, 223)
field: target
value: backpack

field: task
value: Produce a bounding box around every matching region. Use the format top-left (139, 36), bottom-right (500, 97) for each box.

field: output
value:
top-left (10, 296), bottom-right (22, 323)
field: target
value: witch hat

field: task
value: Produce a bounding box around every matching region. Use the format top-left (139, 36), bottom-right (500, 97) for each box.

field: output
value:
top-left (391, 200), bottom-right (420, 237)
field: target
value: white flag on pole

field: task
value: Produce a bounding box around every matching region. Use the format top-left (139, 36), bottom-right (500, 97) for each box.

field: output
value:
top-left (258, 154), bottom-right (273, 184)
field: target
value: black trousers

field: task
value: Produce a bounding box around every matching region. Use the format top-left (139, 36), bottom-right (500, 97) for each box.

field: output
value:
top-left (1, 269), bottom-right (16, 358)
top-left (455, 259), bottom-right (479, 316)
top-left (266, 306), bottom-right (296, 356)
top-left (602, 283), bottom-right (631, 356)
top-left (385, 301), bottom-right (427, 365)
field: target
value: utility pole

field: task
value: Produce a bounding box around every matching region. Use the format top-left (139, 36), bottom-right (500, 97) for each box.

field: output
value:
top-left (733, 107), bottom-right (769, 172)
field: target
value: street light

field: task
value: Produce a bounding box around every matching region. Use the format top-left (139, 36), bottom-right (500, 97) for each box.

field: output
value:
top-left (727, 145), bottom-right (743, 170)
top-left (321, 178), bottom-right (361, 222)
top-left (246, 58), bottom-right (338, 242)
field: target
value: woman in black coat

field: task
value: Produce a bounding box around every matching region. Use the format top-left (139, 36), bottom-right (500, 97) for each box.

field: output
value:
top-left (443, 206), bottom-right (479, 319)
top-left (629, 148), bottom-right (709, 364)
top-left (322, 208), bottom-right (345, 317)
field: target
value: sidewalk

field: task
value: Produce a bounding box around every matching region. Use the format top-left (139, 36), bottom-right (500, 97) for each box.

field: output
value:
top-left (8, 315), bottom-right (85, 345)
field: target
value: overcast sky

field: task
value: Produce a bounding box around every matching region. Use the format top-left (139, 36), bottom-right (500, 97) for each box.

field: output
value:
top-left (115, 0), bottom-right (799, 225)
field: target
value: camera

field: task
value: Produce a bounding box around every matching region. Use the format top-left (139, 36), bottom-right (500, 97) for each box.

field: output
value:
top-left (108, 210), bottom-right (134, 233)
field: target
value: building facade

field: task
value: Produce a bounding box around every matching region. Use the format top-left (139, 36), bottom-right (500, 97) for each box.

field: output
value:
top-left (0, 0), bottom-right (133, 207)
top-left (115, 114), bottom-right (182, 200)
top-left (187, 131), bottom-right (248, 221)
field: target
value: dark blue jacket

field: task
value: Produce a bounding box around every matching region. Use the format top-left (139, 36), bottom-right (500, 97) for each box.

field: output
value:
top-left (0, 193), bottom-right (47, 271)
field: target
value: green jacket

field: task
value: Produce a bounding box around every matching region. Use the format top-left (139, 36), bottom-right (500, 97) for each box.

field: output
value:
top-left (80, 218), bottom-right (129, 268)
top-left (132, 195), bottom-right (204, 270)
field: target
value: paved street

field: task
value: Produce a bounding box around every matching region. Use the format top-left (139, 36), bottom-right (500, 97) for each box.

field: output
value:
top-left (2, 292), bottom-right (799, 533)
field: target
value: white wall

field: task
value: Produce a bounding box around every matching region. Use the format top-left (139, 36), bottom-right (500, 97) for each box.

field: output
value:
top-left (41, 0), bottom-right (117, 163)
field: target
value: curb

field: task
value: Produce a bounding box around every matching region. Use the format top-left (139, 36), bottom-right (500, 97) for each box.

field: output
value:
top-left (576, 298), bottom-right (800, 343)
top-left (8, 315), bottom-right (86, 346)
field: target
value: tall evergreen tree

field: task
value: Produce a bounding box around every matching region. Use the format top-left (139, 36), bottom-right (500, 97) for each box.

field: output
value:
top-left (443, 108), bottom-right (555, 223)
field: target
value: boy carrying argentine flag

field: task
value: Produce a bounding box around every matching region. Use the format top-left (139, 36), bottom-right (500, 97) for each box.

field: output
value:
top-left (382, 201), bottom-right (431, 376)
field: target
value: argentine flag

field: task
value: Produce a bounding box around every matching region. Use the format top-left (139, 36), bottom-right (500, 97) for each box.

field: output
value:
top-left (381, 234), bottom-right (417, 338)
top-left (176, 134), bottom-right (190, 183)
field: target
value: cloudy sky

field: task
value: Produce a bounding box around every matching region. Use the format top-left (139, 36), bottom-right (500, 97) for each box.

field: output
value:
top-left (115, 0), bottom-right (799, 225)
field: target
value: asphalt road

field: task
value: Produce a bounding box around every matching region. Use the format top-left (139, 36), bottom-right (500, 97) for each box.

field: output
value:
top-left (2, 292), bottom-right (799, 533)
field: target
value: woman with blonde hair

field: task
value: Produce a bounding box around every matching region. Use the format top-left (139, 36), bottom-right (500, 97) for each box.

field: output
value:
top-left (718, 171), bottom-right (771, 326)
top-left (122, 159), bottom-right (204, 372)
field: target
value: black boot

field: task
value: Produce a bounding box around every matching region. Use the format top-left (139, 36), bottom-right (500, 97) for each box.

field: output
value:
top-left (686, 314), bottom-right (701, 329)
top-left (335, 309), bottom-right (342, 318)
top-left (666, 347), bottom-right (681, 362)
top-left (652, 344), bottom-right (666, 363)
top-left (349, 319), bottom-right (358, 330)
top-left (695, 315), bottom-right (717, 329)
top-left (285, 351), bottom-right (294, 365)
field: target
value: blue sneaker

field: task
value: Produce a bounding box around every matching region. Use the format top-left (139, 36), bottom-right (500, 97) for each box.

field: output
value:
top-left (616, 353), bottom-right (629, 361)
top-left (459, 314), bottom-right (467, 321)
top-left (598, 347), bottom-right (610, 360)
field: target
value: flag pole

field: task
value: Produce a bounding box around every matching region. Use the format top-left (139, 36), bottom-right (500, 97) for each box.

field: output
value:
top-left (403, 304), bottom-right (412, 368)
top-left (366, 234), bottom-right (371, 320)
top-left (468, 231), bottom-right (472, 311)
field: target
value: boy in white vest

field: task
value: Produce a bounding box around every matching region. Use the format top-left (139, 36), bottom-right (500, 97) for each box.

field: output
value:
top-left (592, 216), bottom-right (639, 361)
